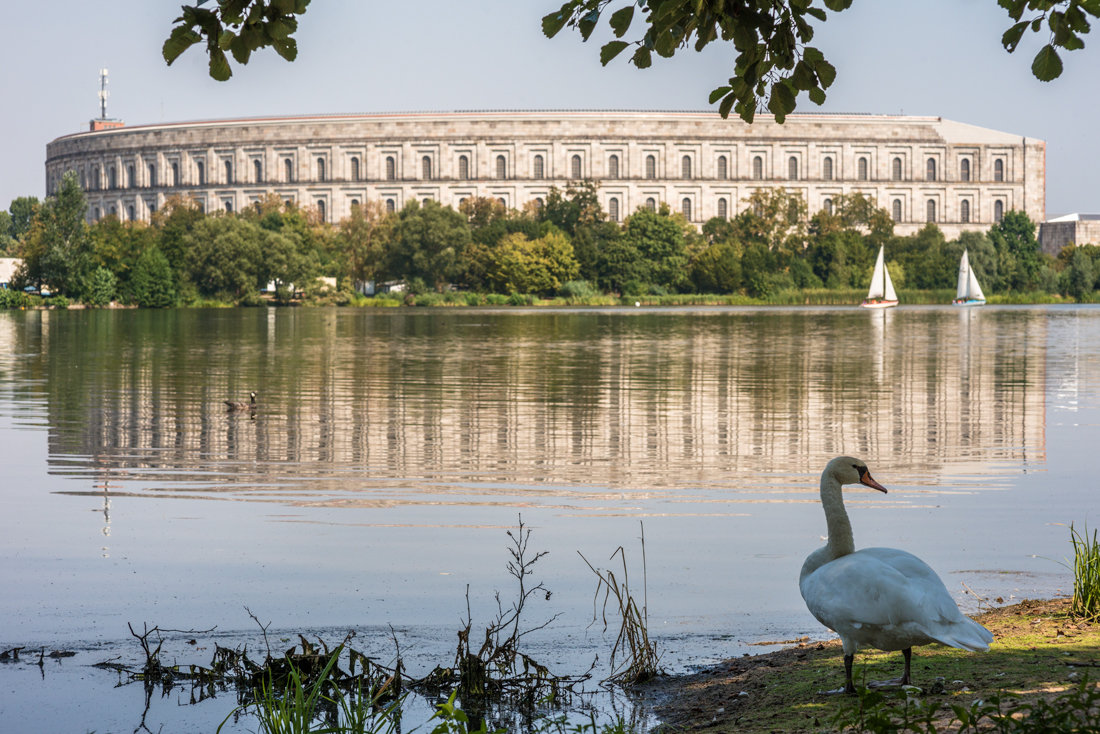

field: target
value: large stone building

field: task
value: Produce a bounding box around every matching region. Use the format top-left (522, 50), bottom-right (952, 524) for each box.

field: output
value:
top-left (44, 110), bottom-right (1045, 238)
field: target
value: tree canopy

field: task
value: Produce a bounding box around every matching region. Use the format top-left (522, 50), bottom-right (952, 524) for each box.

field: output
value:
top-left (165, 1), bottom-right (1095, 122)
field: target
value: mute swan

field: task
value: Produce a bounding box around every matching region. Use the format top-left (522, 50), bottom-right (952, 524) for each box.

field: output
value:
top-left (224, 391), bottom-right (257, 411)
top-left (799, 457), bottom-right (993, 694)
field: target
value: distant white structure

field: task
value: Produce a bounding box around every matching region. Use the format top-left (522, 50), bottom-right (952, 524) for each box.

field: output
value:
top-left (1039, 213), bottom-right (1100, 254)
top-left (0, 258), bottom-right (21, 288)
top-left (45, 110), bottom-right (1046, 238)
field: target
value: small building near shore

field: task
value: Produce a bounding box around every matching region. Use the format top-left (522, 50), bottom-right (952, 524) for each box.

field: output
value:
top-left (1039, 213), bottom-right (1100, 255)
top-left (0, 258), bottom-right (21, 288)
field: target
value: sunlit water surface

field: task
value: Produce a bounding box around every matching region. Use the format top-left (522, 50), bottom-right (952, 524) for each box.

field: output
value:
top-left (1, 306), bottom-right (1098, 732)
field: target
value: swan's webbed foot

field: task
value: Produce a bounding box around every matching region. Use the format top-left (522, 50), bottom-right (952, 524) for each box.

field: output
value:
top-left (867, 676), bottom-right (908, 689)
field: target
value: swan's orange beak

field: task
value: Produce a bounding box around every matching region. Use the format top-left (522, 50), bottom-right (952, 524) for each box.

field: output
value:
top-left (859, 469), bottom-right (888, 493)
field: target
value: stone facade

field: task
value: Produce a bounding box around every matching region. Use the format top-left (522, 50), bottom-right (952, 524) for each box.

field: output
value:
top-left (44, 110), bottom-right (1045, 238)
top-left (1038, 213), bottom-right (1100, 255)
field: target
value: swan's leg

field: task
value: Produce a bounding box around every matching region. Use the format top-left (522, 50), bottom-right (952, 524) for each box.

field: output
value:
top-left (868, 647), bottom-right (913, 688)
top-left (818, 654), bottom-right (858, 695)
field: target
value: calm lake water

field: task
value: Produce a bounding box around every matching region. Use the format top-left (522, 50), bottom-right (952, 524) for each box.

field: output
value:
top-left (1, 305), bottom-right (1097, 732)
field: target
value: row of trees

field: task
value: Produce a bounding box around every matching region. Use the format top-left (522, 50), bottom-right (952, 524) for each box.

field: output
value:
top-left (0, 169), bottom-right (1087, 308)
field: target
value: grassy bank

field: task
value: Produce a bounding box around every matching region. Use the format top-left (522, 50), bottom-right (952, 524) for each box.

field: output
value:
top-left (644, 597), bottom-right (1099, 733)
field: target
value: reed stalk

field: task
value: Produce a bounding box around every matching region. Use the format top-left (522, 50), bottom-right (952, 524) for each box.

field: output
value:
top-left (1070, 522), bottom-right (1100, 621)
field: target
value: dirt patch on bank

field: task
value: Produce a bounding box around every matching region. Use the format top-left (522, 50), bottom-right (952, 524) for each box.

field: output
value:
top-left (636, 598), bottom-right (1100, 732)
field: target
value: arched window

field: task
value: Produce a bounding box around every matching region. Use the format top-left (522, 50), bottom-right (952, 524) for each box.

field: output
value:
top-left (608, 197), bottom-right (619, 222)
top-left (127, 165), bottom-right (135, 188)
top-left (350, 157), bottom-right (360, 181)
top-left (925, 157), bottom-right (936, 182)
top-left (645, 197), bottom-right (656, 211)
top-left (857, 157), bottom-right (868, 181)
top-left (421, 156), bottom-right (432, 180)
top-left (824, 198), bottom-right (833, 215)
top-left (717, 155), bottom-right (728, 180)
top-left (960, 158), bottom-right (970, 182)
top-left (224, 159), bottom-right (233, 184)
top-left (127, 205), bottom-right (135, 221)
top-left (682, 155), bottom-right (692, 179)
top-left (717, 197), bottom-right (728, 219)
top-left (317, 199), bottom-right (326, 221)
top-left (926, 198), bottom-right (936, 222)
top-left (645, 155), bottom-right (656, 179)
top-left (608, 154), bottom-right (619, 179)
top-left (224, 200), bottom-right (233, 213)
top-left (892, 199), bottom-right (902, 222)
top-left (994, 159), bottom-right (1004, 182)
top-left (172, 162), bottom-right (179, 186)
top-left (350, 198), bottom-right (360, 209)
top-left (788, 156), bottom-right (798, 181)
top-left (497, 197), bottom-right (506, 207)
top-left (385, 198), bottom-right (396, 212)
top-left (682, 198), bottom-right (692, 220)
top-left (385, 156), bottom-right (396, 181)
top-left (148, 164), bottom-right (156, 187)
top-left (994, 200), bottom-right (1004, 222)
top-left (253, 159), bottom-right (262, 183)
top-left (458, 155), bottom-right (469, 180)
top-left (195, 162), bottom-right (204, 186)
top-left (496, 155), bottom-right (507, 179)
top-left (892, 157), bottom-right (902, 181)
top-left (533, 154), bottom-right (544, 178)
top-left (535, 197), bottom-right (544, 209)
top-left (284, 158), bottom-right (293, 182)
top-left (571, 154), bottom-right (582, 179)
top-left (753, 155), bottom-right (763, 180)
top-left (960, 199), bottom-right (971, 223)
top-left (823, 156), bottom-right (833, 181)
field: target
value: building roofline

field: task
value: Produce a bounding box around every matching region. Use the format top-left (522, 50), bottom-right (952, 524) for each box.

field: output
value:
top-left (49, 109), bottom-right (950, 143)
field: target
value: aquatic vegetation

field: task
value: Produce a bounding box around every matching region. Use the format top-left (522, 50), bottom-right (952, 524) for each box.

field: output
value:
top-left (1070, 522), bottom-right (1100, 621)
top-left (580, 523), bottom-right (660, 684)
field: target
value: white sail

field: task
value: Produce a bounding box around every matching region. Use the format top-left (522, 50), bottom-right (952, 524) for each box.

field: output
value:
top-left (956, 249), bottom-right (986, 302)
top-left (956, 249), bottom-right (971, 300)
top-left (868, 246), bottom-right (886, 300)
top-left (883, 257), bottom-right (898, 302)
top-left (865, 245), bottom-right (898, 305)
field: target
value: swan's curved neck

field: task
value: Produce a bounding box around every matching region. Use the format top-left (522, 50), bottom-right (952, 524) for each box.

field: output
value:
top-left (820, 473), bottom-right (855, 559)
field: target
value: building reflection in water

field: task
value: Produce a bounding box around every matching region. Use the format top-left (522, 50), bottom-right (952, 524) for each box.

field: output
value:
top-left (8, 307), bottom-right (1048, 512)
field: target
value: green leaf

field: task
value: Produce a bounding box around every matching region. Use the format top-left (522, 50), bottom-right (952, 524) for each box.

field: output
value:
top-left (541, 8), bottom-right (570, 38)
top-left (709, 85), bottom-right (732, 104)
top-left (1001, 20), bottom-right (1028, 52)
top-left (600, 40), bottom-right (630, 65)
top-left (208, 48), bottom-right (232, 81)
top-left (814, 58), bottom-right (836, 88)
top-left (1032, 43), bottom-right (1064, 80)
top-left (631, 46), bottom-right (652, 68)
top-left (273, 37), bottom-right (298, 62)
top-left (609, 5), bottom-right (635, 37)
top-left (823, 0), bottom-right (853, 10)
top-left (218, 29), bottom-right (236, 50)
top-left (808, 86), bottom-right (826, 105)
top-left (717, 92), bottom-right (736, 119)
top-left (770, 81), bottom-right (797, 116)
top-left (162, 26), bottom-right (202, 65)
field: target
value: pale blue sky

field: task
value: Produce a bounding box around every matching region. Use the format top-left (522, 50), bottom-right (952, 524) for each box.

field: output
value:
top-left (2, 1), bottom-right (1097, 217)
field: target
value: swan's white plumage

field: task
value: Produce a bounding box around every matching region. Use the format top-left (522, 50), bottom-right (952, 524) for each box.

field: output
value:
top-left (800, 457), bottom-right (992, 691)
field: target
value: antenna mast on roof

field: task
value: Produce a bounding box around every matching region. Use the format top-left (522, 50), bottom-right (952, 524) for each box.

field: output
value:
top-left (98, 68), bottom-right (109, 119)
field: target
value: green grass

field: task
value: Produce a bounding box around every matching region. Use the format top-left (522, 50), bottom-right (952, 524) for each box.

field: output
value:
top-left (1071, 523), bottom-right (1100, 621)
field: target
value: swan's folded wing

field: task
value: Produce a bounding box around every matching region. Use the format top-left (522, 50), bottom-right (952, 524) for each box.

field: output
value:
top-left (801, 549), bottom-right (958, 629)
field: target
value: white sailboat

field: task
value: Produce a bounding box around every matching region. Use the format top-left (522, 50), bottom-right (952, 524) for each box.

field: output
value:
top-left (953, 248), bottom-right (986, 306)
top-left (861, 245), bottom-right (898, 309)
